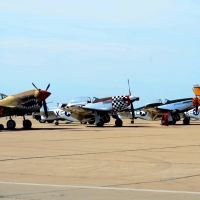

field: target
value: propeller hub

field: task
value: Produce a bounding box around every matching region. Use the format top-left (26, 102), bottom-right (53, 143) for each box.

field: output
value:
top-left (38, 90), bottom-right (51, 101)
top-left (129, 96), bottom-right (140, 102)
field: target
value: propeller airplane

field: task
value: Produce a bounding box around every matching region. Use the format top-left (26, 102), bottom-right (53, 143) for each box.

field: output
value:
top-left (63, 80), bottom-right (139, 127)
top-left (0, 83), bottom-right (51, 130)
top-left (119, 85), bottom-right (200, 125)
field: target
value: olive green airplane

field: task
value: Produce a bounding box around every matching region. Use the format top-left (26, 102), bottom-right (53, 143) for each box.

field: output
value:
top-left (0, 83), bottom-right (51, 130)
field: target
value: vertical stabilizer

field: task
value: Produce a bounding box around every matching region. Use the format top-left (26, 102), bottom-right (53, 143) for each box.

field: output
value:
top-left (193, 85), bottom-right (200, 97)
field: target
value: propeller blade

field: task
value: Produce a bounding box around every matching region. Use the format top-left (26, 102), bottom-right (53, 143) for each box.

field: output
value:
top-left (43, 100), bottom-right (48, 118)
top-left (32, 83), bottom-right (39, 90)
top-left (128, 79), bottom-right (131, 95)
top-left (46, 83), bottom-right (50, 91)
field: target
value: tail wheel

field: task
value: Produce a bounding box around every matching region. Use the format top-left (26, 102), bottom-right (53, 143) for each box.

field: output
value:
top-left (115, 119), bottom-right (123, 127)
top-left (23, 120), bottom-right (32, 129)
top-left (7, 120), bottom-right (16, 129)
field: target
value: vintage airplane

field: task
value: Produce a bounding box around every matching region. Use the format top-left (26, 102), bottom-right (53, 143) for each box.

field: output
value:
top-left (33, 103), bottom-right (79, 125)
top-left (63, 81), bottom-right (139, 127)
top-left (119, 98), bottom-right (194, 124)
top-left (118, 85), bottom-right (200, 125)
top-left (0, 83), bottom-right (51, 130)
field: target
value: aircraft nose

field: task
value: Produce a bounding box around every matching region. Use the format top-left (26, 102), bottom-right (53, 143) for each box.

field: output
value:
top-left (129, 96), bottom-right (140, 102)
top-left (38, 90), bottom-right (51, 101)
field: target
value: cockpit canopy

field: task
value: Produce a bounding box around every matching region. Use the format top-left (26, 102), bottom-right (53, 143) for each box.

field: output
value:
top-left (0, 93), bottom-right (7, 100)
top-left (92, 97), bottom-right (99, 103)
top-left (164, 99), bottom-right (170, 104)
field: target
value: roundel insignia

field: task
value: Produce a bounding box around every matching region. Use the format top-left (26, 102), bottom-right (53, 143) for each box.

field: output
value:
top-left (193, 109), bottom-right (199, 116)
top-left (140, 111), bottom-right (147, 116)
top-left (65, 112), bottom-right (71, 117)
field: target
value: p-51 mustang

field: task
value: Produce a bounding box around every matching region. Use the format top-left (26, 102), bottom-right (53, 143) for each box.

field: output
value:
top-left (33, 103), bottom-right (78, 125)
top-left (0, 83), bottom-right (51, 130)
top-left (119, 98), bottom-right (194, 125)
top-left (63, 95), bottom-right (139, 127)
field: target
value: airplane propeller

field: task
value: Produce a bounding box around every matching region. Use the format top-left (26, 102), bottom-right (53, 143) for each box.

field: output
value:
top-left (128, 79), bottom-right (135, 123)
top-left (32, 83), bottom-right (51, 118)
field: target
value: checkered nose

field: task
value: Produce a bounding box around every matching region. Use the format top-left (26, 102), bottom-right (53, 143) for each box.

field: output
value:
top-left (38, 90), bottom-right (51, 101)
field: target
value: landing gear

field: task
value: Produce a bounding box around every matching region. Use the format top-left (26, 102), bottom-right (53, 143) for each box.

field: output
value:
top-left (7, 120), bottom-right (16, 129)
top-left (55, 121), bottom-right (59, 125)
top-left (96, 120), bottom-right (104, 127)
top-left (23, 119), bottom-right (32, 129)
top-left (0, 124), bottom-right (4, 130)
top-left (88, 120), bottom-right (95, 124)
top-left (81, 121), bottom-right (87, 124)
top-left (183, 117), bottom-right (190, 125)
top-left (131, 120), bottom-right (134, 124)
top-left (115, 119), bottom-right (123, 127)
top-left (47, 120), bottom-right (54, 123)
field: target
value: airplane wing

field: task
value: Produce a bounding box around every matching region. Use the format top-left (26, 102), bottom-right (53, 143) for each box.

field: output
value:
top-left (0, 105), bottom-right (23, 117)
top-left (64, 105), bottom-right (103, 122)
top-left (143, 107), bottom-right (168, 113)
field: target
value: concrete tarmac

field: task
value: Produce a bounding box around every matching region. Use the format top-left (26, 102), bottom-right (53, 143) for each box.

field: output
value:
top-left (0, 117), bottom-right (200, 199)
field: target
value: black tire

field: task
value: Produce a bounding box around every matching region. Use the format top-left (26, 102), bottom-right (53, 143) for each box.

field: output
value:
top-left (0, 124), bottom-right (4, 130)
top-left (81, 121), bottom-right (87, 124)
top-left (55, 121), bottom-right (59, 125)
top-left (131, 120), bottom-right (134, 124)
top-left (115, 119), bottom-right (123, 127)
top-left (23, 120), bottom-right (32, 129)
top-left (96, 120), bottom-right (104, 127)
top-left (47, 120), bottom-right (54, 123)
top-left (88, 120), bottom-right (95, 124)
top-left (183, 117), bottom-right (190, 125)
top-left (7, 120), bottom-right (16, 129)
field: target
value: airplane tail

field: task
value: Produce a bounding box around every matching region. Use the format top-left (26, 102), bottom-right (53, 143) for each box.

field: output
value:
top-left (193, 85), bottom-right (200, 97)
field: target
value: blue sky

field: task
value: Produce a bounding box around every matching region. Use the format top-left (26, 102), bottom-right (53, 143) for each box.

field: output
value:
top-left (0, 0), bottom-right (200, 107)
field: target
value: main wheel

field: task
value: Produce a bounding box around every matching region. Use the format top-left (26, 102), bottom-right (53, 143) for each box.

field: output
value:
top-left (47, 120), bottom-right (54, 123)
top-left (96, 120), bottom-right (104, 127)
top-left (183, 117), bottom-right (190, 125)
top-left (55, 121), bottom-right (59, 125)
top-left (131, 120), bottom-right (134, 124)
top-left (7, 120), bottom-right (16, 129)
top-left (88, 120), bottom-right (95, 124)
top-left (23, 120), bottom-right (32, 129)
top-left (0, 124), bottom-right (4, 130)
top-left (115, 119), bottom-right (123, 127)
